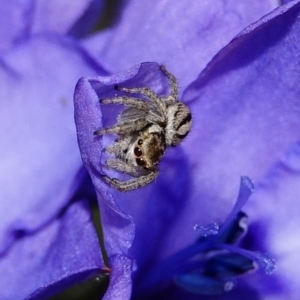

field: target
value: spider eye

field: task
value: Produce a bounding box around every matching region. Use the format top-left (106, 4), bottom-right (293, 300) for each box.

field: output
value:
top-left (138, 139), bottom-right (143, 145)
top-left (136, 157), bottom-right (146, 167)
top-left (134, 147), bottom-right (143, 157)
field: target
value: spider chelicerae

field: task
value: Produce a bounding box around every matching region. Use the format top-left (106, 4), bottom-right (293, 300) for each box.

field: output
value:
top-left (94, 65), bottom-right (192, 192)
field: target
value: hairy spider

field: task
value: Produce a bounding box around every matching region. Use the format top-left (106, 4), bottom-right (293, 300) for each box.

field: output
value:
top-left (94, 65), bottom-right (192, 192)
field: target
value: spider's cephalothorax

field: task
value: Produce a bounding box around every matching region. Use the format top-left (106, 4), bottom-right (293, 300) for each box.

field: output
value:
top-left (94, 65), bottom-right (192, 192)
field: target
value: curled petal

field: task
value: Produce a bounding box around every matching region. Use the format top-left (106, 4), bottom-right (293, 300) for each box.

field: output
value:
top-left (74, 64), bottom-right (168, 256)
top-left (103, 255), bottom-right (135, 300)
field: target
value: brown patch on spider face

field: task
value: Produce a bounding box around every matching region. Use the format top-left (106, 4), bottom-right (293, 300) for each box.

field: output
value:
top-left (135, 131), bottom-right (166, 168)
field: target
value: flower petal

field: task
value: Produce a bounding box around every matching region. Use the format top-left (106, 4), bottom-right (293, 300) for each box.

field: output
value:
top-left (0, 35), bottom-right (106, 253)
top-left (0, 0), bottom-right (31, 52)
top-left (31, 0), bottom-right (103, 36)
top-left (0, 1), bottom-right (104, 53)
top-left (246, 142), bottom-right (300, 299)
top-left (84, 0), bottom-right (277, 86)
top-left (103, 255), bottom-right (134, 300)
top-left (172, 0), bottom-right (300, 256)
top-left (0, 199), bottom-right (104, 300)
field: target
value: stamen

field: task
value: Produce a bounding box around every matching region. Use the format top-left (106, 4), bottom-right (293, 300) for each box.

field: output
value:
top-left (217, 244), bottom-right (276, 275)
top-left (253, 252), bottom-right (276, 275)
top-left (193, 222), bottom-right (219, 237)
top-left (173, 273), bottom-right (236, 296)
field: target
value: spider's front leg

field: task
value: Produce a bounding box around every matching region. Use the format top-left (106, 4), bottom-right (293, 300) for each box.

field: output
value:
top-left (93, 118), bottom-right (147, 136)
top-left (100, 96), bottom-right (149, 110)
top-left (104, 159), bottom-right (143, 177)
top-left (102, 172), bottom-right (158, 192)
top-left (102, 159), bottom-right (158, 192)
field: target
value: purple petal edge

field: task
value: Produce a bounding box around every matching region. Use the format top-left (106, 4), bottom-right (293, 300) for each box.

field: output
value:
top-left (103, 255), bottom-right (134, 300)
top-left (74, 65), bottom-right (145, 257)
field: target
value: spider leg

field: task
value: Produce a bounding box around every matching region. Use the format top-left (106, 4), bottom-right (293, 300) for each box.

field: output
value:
top-left (100, 97), bottom-right (149, 110)
top-left (116, 85), bottom-right (167, 117)
top-left (102, 167), bottom-right (159, 192)
top-left (160, 65), bottom-right (178, 103)
top-left (94, 118), bottom-right (147, 136)
top-left (104, 158), bottom-right (142, 177)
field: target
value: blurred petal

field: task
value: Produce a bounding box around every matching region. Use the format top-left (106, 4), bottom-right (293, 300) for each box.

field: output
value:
top-left (0, 200), bottom-right (104, 300)
top-left (84, 0), bottom-right (277, 86)
top-left (31, 0), bottom-right (103, 36)
top-left (0, 35), bottom-right (106, 253)
top-left (247, 142), bottom-right (300, 299)
top-left (0, 1), bottom-right (104, 53)
top-left (0, 0), bottom-right (31, 52)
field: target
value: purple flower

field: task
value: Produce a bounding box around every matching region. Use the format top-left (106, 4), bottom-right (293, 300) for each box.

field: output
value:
top-left (74, 0), bottom-right (300, 299)
top-left (2, 0), bottom-right (300, 299)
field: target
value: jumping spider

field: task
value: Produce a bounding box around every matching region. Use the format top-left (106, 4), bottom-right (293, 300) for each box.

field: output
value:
top-left (94, 65), bottom-right (192, 192)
